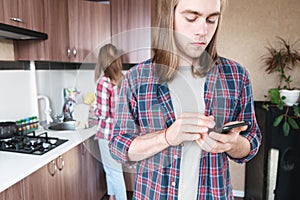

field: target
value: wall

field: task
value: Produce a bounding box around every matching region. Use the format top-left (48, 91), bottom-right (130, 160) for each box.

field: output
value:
top-left (0, 63), bottom-right (38, 121)
top-left (0, 39), bottom-right (14, 60)
top-left (217, 0), bottom-right (300, 195)
top-left (218, 0), bottom-right (300, 100)
top-left (35, 69), bottom-right (95, 122)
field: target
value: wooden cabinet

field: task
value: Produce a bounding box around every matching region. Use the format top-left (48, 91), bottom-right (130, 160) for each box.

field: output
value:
top-left (80, 138), bottom-right (107, 200)
top-left (15, 0), bottom-right (111, 62)
top-left (67, 0), bottom-right (111, 63)
top-left (110, 0), bottom-right (152, 63)
top-left (0, 0), bottom-right (44, 32)
top-left (0, 181), bottom-right (23, 200)
top-left (22, 142), bottom-right (106, 200)
top-left (1, 139), bottom-right (108, 200)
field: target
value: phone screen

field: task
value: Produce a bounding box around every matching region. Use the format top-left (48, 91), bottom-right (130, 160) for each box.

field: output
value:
top-left (221, 121), bottom-right (251, 134)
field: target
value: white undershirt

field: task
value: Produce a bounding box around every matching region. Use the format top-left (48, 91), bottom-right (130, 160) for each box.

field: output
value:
top-left (168, 66), bottom-right (206, 200)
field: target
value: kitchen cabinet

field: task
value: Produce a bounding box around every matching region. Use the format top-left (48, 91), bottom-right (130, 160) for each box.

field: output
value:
top-left (21, 139), bottom-right (106, 200)
top-left (15, 0), bottom-right (111, 62)
top-left (0, 181), bottom-right (23, 200)
top-left (79, 137), bottom-right (107, 200)
top-left (0, 0), bottom-right (45, 33)
top-left (110, 0), bottom-right (152, 63)
top-left (22, 142), bottom-right (106, 200)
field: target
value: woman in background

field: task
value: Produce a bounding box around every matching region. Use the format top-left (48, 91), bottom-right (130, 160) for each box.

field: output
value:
top-left (94, 44), bottom-right (127, 200)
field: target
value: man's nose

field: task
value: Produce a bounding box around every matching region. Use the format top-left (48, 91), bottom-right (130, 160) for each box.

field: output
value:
top-left (195, 18), bottom-right (208, 36)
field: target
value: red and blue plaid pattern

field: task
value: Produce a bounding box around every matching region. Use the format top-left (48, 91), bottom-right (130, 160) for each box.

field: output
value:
top-left (110, 58), bottom-right (262, 200)
top-left (94, 77), bottom-right (117, 140)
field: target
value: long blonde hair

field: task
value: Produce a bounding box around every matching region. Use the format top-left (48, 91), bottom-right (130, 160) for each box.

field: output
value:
top-left (94, 44), bottom-right (123, 86)
top-left (152, 0), bottom-right (227, 81)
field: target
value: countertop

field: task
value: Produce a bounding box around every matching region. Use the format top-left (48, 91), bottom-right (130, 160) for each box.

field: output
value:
top-left (0, 125), bottom-right (97, 193)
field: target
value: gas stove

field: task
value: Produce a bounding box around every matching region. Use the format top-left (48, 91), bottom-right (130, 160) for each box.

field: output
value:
top-left (0, 132), bottom-right (68, 155)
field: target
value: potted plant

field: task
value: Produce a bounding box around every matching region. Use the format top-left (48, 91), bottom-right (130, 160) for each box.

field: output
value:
top-left (262, 36), bottom-right (300, 136)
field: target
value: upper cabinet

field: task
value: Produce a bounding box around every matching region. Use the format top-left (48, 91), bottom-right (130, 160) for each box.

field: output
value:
top-left (0, 0), bottom-right (45, 32)
top-left (110, 0), bottom-right (152, 63)
top-left (14, 0), bottom-right (111, 63)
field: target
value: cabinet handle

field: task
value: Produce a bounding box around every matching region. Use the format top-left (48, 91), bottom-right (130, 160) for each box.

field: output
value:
top-left (56, 155), bottom-right (64, 171)
top-left (81, 142), bottom-right (87, 156)
top-left (73, 48), bottom-right (77, 58)
top-left (67, 48), bottom-right (71, 57)
top-left (48, 160), bottom-right (57, 176)
top-left (9, 17), bottom-right (24, 23)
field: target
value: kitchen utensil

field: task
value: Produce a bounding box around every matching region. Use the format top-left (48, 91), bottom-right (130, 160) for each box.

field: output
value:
top-left (0, 121), bottom-right (17, 139)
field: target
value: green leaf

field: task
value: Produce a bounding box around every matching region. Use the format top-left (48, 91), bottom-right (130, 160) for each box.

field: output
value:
top-left (288, 117), bottom-right (299, 129)
top-left (262, 104), bottom-right (269, 111)
top-left (278, 102), bottom-right (284, 110)
top-left (273, 115), bottom-right (284, 127)
top-left (268, 88), bottom-right (280, 104)
top-left (283, 122), bottom-right (290, 136)
top-left (293, 106), bottom-right (300, 117)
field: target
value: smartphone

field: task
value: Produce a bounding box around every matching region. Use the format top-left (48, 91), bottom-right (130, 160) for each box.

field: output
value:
top-left (221, 121), bottom-right (251, 134)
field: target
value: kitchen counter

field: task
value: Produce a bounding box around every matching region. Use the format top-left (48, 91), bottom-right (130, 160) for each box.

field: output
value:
top-left (0, 125), bottom-right (97, 193)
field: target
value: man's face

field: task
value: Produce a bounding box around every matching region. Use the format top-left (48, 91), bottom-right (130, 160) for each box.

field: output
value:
top-left (174, 0), bottom-right (221, 65)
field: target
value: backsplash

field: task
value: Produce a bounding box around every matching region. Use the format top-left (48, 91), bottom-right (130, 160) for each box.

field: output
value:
top-left (0, 63), bottom-right (38, 121)
top-left (36, 69), bottom-right (95, 121)
top-left (0, 61), bottom-right (96, 122)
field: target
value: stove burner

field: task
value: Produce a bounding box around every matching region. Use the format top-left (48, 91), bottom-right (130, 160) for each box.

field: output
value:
top-left (0, 132), bottom-right (68, 155)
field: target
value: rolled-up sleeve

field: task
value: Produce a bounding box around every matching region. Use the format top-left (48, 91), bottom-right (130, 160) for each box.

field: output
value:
top-left (109, 70), bottom-right (140, 165)
top-left (230, 69), bottom-right (262, 163)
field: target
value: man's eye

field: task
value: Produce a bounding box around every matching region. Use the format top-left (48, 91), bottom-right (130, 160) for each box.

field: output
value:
top-left (185, 15), bottom-right (197, 22)
top-left (207, 16), bottom-right (218, 24)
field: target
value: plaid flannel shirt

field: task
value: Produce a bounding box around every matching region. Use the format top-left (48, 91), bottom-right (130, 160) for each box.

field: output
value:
top-left (110, 58), bottom-right (262, 200)
top-left (94, 76), bottom-right (117, 140)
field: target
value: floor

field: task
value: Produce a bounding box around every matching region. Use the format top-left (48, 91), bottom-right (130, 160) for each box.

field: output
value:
top-left (102, 192), bottom-right (243, 200)
top-left (102, 192), bottom-right (133, 200)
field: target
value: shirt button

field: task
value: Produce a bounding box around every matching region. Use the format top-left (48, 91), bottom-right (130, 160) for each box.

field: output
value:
top-left (171, 182), bottom-right (176, 187)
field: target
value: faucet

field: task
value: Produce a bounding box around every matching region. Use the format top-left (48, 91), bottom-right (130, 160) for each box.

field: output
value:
top-left (37, 95), bottom-right (53, 125)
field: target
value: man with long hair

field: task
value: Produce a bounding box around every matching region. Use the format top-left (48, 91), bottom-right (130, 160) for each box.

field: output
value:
top-left (110, 0), bottom-right (261, 199)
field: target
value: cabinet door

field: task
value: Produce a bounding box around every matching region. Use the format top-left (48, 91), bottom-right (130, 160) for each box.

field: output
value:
top-left (13, 0), bottom-right (47, 61)
top-left (14, 0), bottom-right (111, 62)
top-left (0, 181), bottom-right (23, 200)
top-left (68, 0), bottom-right (111, 63)
top-left (22, 143), bottom-right (107, 200)
top-left (0, 0), bottom-right (44, 32)
top-left (15, 0), bottom-right (69, 61)
top-left (43, 0), bottom-right (70, 62)
top-left (22, 160), bottom-right (64, 200)
top-left (111, 0), bottom-right (151, 63)
top-left (59, 146), bottom-right (83, 200)
top-left (1, 0), bottom-right (29, 29)
top-left (80, 138), bottom-right (107, 200)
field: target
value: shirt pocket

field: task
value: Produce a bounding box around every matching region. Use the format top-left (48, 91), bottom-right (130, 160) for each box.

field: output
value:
top-left (207, 95), bottom-right (239, 128)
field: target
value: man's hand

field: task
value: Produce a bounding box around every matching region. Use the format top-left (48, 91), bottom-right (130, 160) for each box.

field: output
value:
top-left (165, 112), bottom-right (215, 146)
top-left (196, 121), bottom-right (249, 156)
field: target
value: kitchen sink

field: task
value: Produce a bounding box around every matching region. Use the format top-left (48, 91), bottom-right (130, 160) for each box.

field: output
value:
top-left (43, 121), bottom-right (76, 131)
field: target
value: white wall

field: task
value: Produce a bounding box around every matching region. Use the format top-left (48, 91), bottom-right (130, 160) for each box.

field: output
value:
top-left (35, 69), bottom-right (95, 121)
top-left (0, 67), bottom-right (38, 121)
